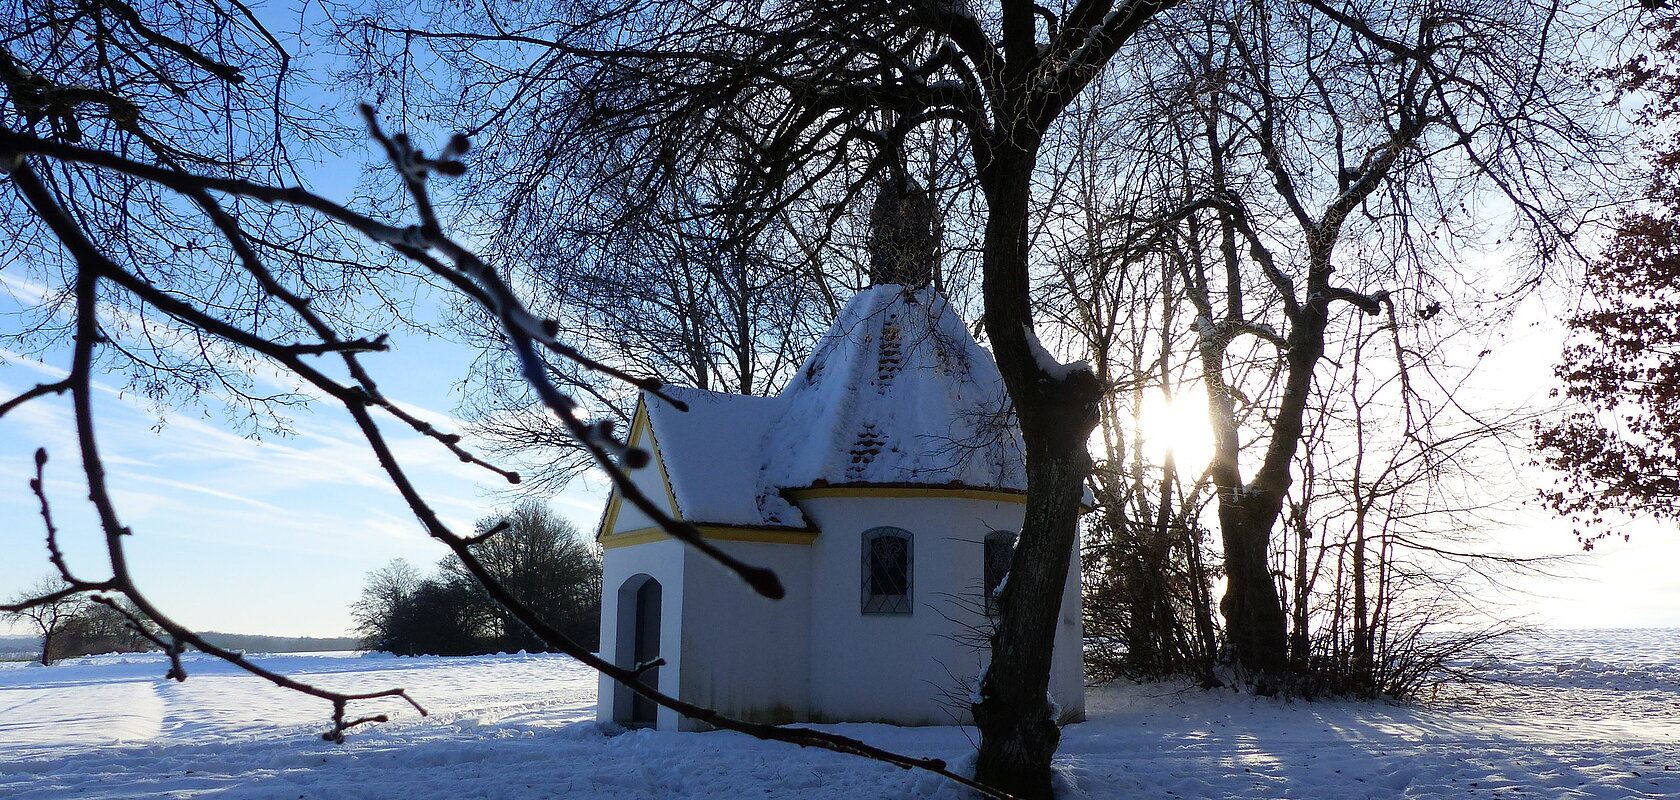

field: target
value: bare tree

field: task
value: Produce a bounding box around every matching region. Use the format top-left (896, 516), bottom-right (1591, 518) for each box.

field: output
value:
top-left (0, 4), bottom-right (1013, 793)
top-left (54, 595), bottom-right (159, 660)
top-left (0, 120), bottom-right (1011, 791)
top-left (1002, 0), bottom-right (1618, 694)
top-left (341, 0), bottom-right (1214, 791)
top-left (453, 148), bottom-right (846, 493)
top-left (440, 500), bottom-right (602, 650)
top-left (1116, 0), bottom-right (1620, 683)
top-left (1285, 303), bottom-right (1553, 698)
top-left (333, 0), bottom-right (1639, 790)
top-left (3, 576), bottom-right (85, 665)
top-left (0, 0), bottom-right (403, 430)
top-left (353, 503), bottom-right (601, 656)
top-left (350, 559), bottom-right (425, 651)
top-left (3, 2), bottom-right (1634, 798)
top-left (1030, 84), bottom-right (1222, 683)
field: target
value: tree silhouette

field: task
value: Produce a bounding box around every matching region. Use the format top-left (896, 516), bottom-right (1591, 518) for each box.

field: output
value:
top-left (355, 503), bottom-right (603, 655)
top-left (1539, 14), bottom-right (1680, 545)
top-left (3, 577), bottom-right (85, 665)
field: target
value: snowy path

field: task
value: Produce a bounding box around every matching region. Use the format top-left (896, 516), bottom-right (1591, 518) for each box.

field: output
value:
top-left (2, 631), bottom-right (1677, 799)
top-left (1064, 679), bottom-right (1680, 799)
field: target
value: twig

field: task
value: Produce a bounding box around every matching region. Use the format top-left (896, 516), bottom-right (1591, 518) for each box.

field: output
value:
top-left (6, 154), bottom-right (429, 744)
top-left (0, 379), bottom-right (72, 419)
top-left (30, 449), bottom-right (79, 584)
top-left (0, 109), bottom-right (1014, 798)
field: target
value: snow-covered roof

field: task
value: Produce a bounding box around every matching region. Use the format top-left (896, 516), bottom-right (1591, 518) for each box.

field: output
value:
top-left (643, 385), bottom-right (789, 527)
top-left (641, 284), bottom-right (1026, 529)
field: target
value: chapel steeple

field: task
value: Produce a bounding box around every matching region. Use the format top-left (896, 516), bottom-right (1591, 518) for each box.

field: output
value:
top-left (867, 169), bottom-right (939, 288)
top-left (592, 170), bottom-right (1085, 734)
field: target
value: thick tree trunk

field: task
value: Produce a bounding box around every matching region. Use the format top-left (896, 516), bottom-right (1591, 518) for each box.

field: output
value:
top-left (1199, 335), bottom-right (1290, 680)
top-left (973, 415), bottom-right (1096, 798)
top-left (1216, 264), bottom-right (1343, 684)
top-left (1217, 499), bottom-right (1290, 680)
top-left (972, 143), bottom-right (1102, 800)
top-left (1202, 248), bottom-right (1343, 684)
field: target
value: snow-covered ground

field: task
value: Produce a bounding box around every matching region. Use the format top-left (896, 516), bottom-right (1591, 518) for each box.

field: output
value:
top-left (1, 629), bottom-right (1675, 799)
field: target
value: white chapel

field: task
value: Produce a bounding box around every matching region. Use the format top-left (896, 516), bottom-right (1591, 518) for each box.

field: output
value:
top-left (593, 176), bottom-right (1085, 731)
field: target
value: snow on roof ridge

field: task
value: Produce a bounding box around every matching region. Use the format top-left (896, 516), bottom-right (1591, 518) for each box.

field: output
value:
top-left (758, 285), bottom-right (1025, 502)
top-left (640, 285), bottom-right (1027, 530)
top-left (643, 385), bottom-right (802, 528)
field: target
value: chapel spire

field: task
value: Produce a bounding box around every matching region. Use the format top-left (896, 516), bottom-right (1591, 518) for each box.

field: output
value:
top-left (867, 161), bottom-right (939, 288)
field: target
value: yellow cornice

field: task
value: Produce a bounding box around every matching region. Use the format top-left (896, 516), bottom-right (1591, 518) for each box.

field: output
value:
top-left (599, 524), bottom-right (819, 549)
top-left (787, 485), bottom-right (1030, 504)
top-left (595, 400), bottom-right (683, 543)
top-left (785, 484), bottom-right (1093, 514)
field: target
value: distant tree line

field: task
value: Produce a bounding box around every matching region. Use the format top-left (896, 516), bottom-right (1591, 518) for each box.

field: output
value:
top-left (2, 579), bottom-right (362, 663)
top-left (2, 578), bottom-right (158, 665)
top-left (192, 633), bottom-right (360, 653)
top-left (352, 501), bottom-right (602, 656)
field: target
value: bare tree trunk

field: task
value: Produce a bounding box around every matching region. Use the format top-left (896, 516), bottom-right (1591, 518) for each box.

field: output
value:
top-left (974, 143), bottom-right (1103, 800)
top-left (1289, 499), bottom-right (1312, 672)
top-left (1216, 305), bottom-right (1325, 682)
top-left (974, 431), bottom-right (1094, 798)
top-left (1347, 334), bottom-right (1373, 690)
top-left (1185, 524), bottom-right (1221, 684)
top-left (1216, 497), bottom-right (1291, 680)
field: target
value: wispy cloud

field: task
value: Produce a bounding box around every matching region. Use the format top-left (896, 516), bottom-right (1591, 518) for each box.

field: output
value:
top-left (0, 272), bottom-right (52, 306)
top-left (0, 282), bottom-right (611, 637)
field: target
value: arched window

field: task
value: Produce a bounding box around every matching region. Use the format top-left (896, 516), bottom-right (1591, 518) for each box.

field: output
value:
top-left (861, 527), bottom-right (913, 614)
top-left (983, 530), bottom-right (1017, 617)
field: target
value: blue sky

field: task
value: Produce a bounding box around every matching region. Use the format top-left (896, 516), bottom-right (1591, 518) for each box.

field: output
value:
top-left (0, 2), bottom-right (604, 639)
top-left (0, 272), bottom-right (607, 638)
top-left (2, 2), bottom-right (1676, 639)
top-left (4, 264), bottom-right (1677, 638)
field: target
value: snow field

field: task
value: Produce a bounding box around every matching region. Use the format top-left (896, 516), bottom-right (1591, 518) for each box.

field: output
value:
top-left (1, 630), bottom-right (1676, 799)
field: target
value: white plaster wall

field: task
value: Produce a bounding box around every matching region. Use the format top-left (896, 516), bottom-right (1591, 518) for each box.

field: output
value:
top-left (1050, 542), bottom-right (1086, 722)
top-left (596, 538), bottom-right (686, 731)
top-left (677, 541), bottom-right (812, 727)
top-left (597, 496), bottom-right (1085, 731)
top-left (802, 495), bottom-right (1075, 725)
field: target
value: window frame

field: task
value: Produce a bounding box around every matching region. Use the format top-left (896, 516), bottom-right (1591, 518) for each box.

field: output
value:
top-left (983, 529), bottom-right (1017, 618)
top-left (860, 526), bottom-right (914, 615)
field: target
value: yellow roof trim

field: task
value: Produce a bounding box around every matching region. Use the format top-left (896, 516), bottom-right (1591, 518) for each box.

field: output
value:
top-left (786, 484), bottom-right (1093, 514)
top-left (595, 400), bottom-right (683, 543)
top-left (638, 403), bottom-right (682, 518)
top-left (600, 524), bottom-right (819, 549)
top-left (788, 485), bottom-right (1029, 504)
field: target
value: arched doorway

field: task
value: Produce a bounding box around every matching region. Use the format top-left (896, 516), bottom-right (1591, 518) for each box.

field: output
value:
top-left (614, 574), bottom-right (662, 727)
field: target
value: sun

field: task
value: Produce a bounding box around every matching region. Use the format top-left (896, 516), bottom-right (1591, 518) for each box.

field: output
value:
top-left (1135, 387), bottom-right (1217, 473)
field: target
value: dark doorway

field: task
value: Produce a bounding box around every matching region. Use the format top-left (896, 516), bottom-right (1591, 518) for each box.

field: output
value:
top-left (615, 574), bottom-right (662, 727)
top-left (631, 577), bottom-right (662, 725)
